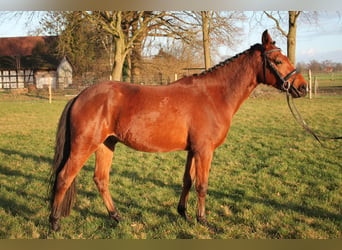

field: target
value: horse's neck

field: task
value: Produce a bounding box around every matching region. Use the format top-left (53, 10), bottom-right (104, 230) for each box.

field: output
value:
top-left (202, 51), bottom-right (260, 115)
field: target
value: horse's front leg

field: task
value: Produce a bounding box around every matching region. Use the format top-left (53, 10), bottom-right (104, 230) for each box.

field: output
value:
top-left (194, 149), bottom-right (213, 225)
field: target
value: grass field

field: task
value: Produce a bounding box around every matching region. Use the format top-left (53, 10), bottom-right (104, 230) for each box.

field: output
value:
top-left (0, 88), bottom-right (341, 239)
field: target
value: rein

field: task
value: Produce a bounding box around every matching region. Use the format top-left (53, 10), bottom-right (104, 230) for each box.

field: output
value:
top-left (286, 92), bottom-right (342, 149)
top-left (262, 47), bottom-right (341, 149)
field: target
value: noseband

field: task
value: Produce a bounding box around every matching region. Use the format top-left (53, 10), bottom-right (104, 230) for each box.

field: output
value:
top-left (262, 48), bottom-right (299, 94)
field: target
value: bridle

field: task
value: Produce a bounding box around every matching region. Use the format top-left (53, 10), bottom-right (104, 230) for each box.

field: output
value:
top-left (262, 47), bottom-right (341, 148)
top-left (262, 48), bottom-right (300, 95)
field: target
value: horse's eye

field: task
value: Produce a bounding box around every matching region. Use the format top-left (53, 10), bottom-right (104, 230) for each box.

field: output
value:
top-left (275, 60), bottom-right (282, 65)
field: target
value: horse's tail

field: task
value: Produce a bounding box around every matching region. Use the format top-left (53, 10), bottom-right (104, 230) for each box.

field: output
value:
top-left (49, 97), bottom-right (77, 217)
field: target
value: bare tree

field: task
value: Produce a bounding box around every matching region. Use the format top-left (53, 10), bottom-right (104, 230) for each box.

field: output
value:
top-left (264, 11), bottom-right (301, 64)
top-left (129, 11), bottom-right (205, 83)
top-left (186, 11), bottom-right (244, 70)
top-left (82, 11), bottom-right (173, 81)
top-left (129, 11), bottom-right (197, 83)
top-left (136, 11), bottom-right (244, 77)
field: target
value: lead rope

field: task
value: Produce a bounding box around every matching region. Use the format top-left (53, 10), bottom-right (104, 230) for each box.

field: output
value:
top-left (286, 92), bottom-right (342, 149)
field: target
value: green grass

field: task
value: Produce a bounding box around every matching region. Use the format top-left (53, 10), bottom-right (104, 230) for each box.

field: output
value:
top-left (0, 92), bottom-right (341, 239)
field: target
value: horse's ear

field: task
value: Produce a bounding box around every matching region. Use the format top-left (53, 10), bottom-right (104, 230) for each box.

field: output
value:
top-left (262, 30), bottom-right (273, 48)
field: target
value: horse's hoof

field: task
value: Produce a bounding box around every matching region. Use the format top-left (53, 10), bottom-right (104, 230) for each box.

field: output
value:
top-left (49, 216), bottom-right (61, 232)
top-left (183, 214), bottom-right (192, 222)
top-left (51, 222), bottom-right (60, 232)
top-left (177, 205), bottom-right (192, 222)
top-left (109, 211), bottom-right (123, 223)
top-left (196, 216), bottom-right (222, 233)
top-left (196, 216), bottom-right (209, 226)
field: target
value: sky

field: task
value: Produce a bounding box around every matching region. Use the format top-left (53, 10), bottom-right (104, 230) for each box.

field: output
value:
top-left (218, 11), bottom-right (342, 64)
top-left (0, 11), bottom-right (341, 64)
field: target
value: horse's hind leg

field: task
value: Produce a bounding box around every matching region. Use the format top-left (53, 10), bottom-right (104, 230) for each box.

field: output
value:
top-left (94, 136), bottom-right (122, 223)
top-left (50, 145), bottom-right (97, 231)
top-left (177, 151), bottom-right (195, 221)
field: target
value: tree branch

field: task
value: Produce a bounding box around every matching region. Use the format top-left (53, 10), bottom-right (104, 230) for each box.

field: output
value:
top-left (264, 11), bottom-right (288, 37)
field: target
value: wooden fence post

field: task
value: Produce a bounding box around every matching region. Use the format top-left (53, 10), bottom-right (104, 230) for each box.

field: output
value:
top-left (314, 76), bottom-right (318, 97)
top-left (308, 69), bottom-right (312, 99)
top-left (48, 82), bottom-right (52, 104)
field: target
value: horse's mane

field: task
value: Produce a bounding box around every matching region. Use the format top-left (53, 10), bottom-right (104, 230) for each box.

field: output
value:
top-left (194, 43), bottom-right (263, 77)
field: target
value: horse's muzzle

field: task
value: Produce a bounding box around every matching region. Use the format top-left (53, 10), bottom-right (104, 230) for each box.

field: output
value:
top-left (290, 84), bottom-right (307, 98)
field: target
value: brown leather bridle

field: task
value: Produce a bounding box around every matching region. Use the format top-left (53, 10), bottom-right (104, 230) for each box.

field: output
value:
top-left (262, 48), bottom-right (299, 95)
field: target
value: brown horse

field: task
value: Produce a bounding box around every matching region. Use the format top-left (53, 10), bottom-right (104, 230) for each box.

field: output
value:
top-left (49, 30), bottom-right (307, 231)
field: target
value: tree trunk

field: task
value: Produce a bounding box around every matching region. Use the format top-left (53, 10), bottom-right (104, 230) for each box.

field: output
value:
top-left (131, 29), bottom-right (144, 83)
top-left (287, 11), bottom-right (299, 65)
top-left (124, 51), bottom-right (131, 82)
top-left (201, 11), bottom-right (211, 70)
top-left (111, 59), bottom-right (124, 81)
top-left (111, 39), bottom-right (125, 81)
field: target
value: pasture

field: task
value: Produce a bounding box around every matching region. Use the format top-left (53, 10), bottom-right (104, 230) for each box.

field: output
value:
top-left (0, 87), bottom-right (341, 239)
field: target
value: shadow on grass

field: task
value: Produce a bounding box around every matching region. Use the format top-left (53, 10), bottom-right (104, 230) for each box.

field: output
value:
top-left (70, 164), bottom-right (183, 228)
top-left (0, 148), bottom-right (51, 187)
top-left (93, 164), bottom-right (342, 230)
top-left (0, 148), bottom-right (51, 225)
top-left (75, 186), bottom-right (180, 225)
top-left (210, 188), bottom-right (342, 223)
top-left (0, 192), bottom-right (36, 219)
top-left (0, 148), bottom-right (52, 165)
top-left (24, 93), bottom-right (50, 100)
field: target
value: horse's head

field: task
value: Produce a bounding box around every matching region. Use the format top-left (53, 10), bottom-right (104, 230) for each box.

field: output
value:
top-left (260, 30), bottom-right (307, 98)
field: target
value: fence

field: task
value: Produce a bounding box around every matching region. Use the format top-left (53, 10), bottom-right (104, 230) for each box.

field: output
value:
top-left (306, 70), bottom-right (342, 98)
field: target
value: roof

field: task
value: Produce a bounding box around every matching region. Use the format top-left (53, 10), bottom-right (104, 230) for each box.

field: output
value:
top-left (0, 36), bottom-right (64, 70)
top-left (0, 36), bottom-right (57, 57)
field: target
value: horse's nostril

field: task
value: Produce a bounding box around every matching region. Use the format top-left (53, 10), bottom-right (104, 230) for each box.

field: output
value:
top-left (299, 84), bottom-right (307, 96)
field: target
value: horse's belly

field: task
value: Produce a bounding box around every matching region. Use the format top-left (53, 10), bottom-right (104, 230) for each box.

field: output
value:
top-left (121, 126), bottom-right (188, 153)
top-left (117, 111), bottom-right (188, 153)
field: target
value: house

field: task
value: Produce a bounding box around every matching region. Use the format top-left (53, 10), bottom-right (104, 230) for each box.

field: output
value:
top-left (0, 36), bottom-right (72, 90)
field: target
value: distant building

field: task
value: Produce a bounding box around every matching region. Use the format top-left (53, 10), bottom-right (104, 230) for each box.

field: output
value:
top-left (0, 36), bottom-right (72, 90)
